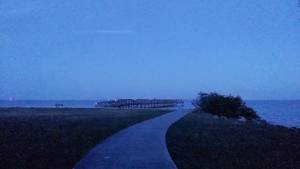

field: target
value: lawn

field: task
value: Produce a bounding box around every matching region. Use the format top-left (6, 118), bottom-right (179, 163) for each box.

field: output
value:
top-left (166, 110), bottom-right (300, 169)
top-left (0, 108), bottom-right (170, 169)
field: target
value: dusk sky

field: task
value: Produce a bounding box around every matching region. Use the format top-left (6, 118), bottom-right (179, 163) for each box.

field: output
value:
top-left (0, 0), bottom-right (299, 100)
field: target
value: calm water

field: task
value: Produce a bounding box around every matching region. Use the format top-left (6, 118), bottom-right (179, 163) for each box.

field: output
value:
top-left (246, 100), bottom-right (300, 128)
top-left (0, 100), bottom-right (299, 128)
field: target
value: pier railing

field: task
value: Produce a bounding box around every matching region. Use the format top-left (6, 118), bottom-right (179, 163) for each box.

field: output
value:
top-left (95, 99), bottom-right (184, 109)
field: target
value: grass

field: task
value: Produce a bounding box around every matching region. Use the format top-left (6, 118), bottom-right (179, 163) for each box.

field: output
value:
top-left (0, 108), bottom-right (170, 169)
top-left (166, 110), bottom-right (300, 169)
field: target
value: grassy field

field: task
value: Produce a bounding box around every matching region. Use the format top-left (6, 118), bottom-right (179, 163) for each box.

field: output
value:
top-left (166, 110), bottom-right (300, 169)
top-left (0, 108), bottom-right (170, 169)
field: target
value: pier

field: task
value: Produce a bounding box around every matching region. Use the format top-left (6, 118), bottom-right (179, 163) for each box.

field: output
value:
top-left (95, 99), bottom-right (184, 109)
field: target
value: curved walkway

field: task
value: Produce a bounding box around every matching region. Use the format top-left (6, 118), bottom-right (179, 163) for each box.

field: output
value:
top-left (74, 108), bottom-right (190, 169)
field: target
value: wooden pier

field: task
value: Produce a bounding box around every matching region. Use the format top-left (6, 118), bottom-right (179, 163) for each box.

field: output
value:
top-left (95, 99), bottom-right (184, 109)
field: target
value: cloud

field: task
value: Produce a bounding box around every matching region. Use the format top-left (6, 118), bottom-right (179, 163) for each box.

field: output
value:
top-left (72, 29), bottom-right (134, 34)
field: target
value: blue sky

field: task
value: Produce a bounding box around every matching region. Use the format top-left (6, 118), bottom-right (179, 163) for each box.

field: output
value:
top-left (0, 0), bottom-right (299, 100)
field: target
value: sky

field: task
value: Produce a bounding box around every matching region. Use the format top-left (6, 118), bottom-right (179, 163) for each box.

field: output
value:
top-left (0, 0), bottom-right (299, 100)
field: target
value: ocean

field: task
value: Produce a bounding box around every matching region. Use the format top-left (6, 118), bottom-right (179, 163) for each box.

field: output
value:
top-left (0, 100), bottom-right (299, 128)
top-left (246, 100), bottom-right (300, 128)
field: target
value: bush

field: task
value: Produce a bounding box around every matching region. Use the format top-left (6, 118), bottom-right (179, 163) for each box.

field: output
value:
top-left (193, 92), bottom-right (259, 120)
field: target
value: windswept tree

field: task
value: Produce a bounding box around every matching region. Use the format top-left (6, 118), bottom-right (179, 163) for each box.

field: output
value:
top-left (193, 92), bottom-right (259, 120)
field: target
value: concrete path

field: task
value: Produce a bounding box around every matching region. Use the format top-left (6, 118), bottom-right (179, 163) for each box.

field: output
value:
top-left (74, 108), bottom-right (190, 169)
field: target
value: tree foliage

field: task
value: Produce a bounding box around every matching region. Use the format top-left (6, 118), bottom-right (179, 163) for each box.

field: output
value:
top-left (193, 92), bottom-right (259, 120)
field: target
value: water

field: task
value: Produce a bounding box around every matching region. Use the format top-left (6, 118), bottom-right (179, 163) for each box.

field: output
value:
top-left (246, 100), bottom-right (300, 128)
top-left (0, 100), bottom-right (299, 128)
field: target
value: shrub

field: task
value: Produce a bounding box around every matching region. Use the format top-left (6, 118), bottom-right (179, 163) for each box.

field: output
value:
top-left (193, 92), bottom-right (259, 120)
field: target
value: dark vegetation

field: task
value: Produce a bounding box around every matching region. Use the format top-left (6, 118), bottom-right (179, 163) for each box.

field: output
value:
top-left (0, 108), bottom-right (170, 169)
top-left (166, 110), bottom-right (300, 169)
top-left (193, 92), bottom-right (259, 120)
